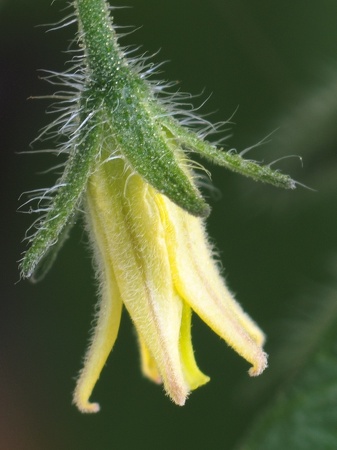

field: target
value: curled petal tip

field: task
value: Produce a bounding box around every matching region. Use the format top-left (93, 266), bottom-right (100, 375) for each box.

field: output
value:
top-left (248, 351), bottom-right (268, 377)
top-left (75, 401), bottom-right (101, 414)
top-left (151, 375), bottom-right (163, 385)
top-left (73, 386), bottom-right (101, 413)
top-left (165, 380), bottom-right (189, 407)
top-left (171, 393), bottom-right (187, 407)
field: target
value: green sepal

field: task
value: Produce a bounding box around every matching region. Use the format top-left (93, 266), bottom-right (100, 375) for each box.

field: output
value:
top-left (28, 213), bottom-right (77, 283)
top-left (104, 97), bottom-right (210, 218)
top-left (20, 127), bottom-right (101, 280)
top-left (162, 116), bottom-right (296, 190)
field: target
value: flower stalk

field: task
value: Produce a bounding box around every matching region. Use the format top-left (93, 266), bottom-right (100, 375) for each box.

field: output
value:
top-left (20, 0), bottom-right (295, 412)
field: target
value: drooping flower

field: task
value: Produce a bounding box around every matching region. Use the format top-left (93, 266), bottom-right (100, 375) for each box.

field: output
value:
top-left (20, 0), bottom-right (295, 412)
top-left (73, 155), bottom-right (268, 412)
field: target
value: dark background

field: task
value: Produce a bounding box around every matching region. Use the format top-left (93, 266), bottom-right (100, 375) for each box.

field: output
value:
top-left (2, 0), bottom-right (337, 449)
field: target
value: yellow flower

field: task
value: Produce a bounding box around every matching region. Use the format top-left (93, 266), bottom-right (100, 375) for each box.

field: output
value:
top-left (73, 155), bottom-right (268, 413)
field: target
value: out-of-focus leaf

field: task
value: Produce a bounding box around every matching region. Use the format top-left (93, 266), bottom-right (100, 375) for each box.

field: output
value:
top-left (237, 295), bottom-right (337, 450)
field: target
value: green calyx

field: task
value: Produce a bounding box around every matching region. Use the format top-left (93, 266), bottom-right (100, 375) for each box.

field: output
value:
top-left (75, 0), bottom-right (210, 217)
top-left (20, 0), bottom-right (295, 280)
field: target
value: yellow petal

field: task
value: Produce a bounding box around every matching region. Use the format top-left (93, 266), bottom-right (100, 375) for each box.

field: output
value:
top-left (73, 199), bottom-right (123, 413)
top-left (138, 334), bottom-right (162, 385)
top-left (86, 157), bottom-right (190, 405)
top-left (138, 297), bottom-right (209, 391)
top-left (158, 195), bottom-right (268, 376)
top-left (179, 302), bottom-right (210, 390)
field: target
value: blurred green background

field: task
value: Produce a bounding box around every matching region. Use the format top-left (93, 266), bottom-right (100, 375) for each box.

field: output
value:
top-left (3, 0), bottom-right (337, 449)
